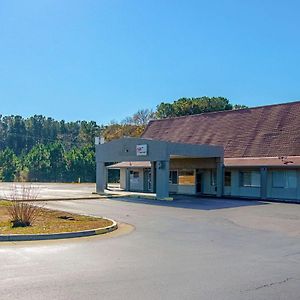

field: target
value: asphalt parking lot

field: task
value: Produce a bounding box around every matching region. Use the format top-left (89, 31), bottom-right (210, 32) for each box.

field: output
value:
top-left (1, 184), bottom-right (300, 299)
top-left (0, 182), bottom-right (96, 199)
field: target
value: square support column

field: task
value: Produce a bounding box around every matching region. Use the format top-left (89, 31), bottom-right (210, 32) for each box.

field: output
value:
top-left (125, 168), bottom-right (130, 191)
top-left (151, 161), bottom-right (156, 193)
top-left (96, 161), bottom-right (107, 194)
top-left (260, 167), bottom-right (268, 200)
top-left (156, 160), bottom-right (169, 199)
top-left (216, 158), bottom-right (224, 197)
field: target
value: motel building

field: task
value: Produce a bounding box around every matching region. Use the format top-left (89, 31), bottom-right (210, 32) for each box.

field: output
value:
top-left (96, 101), bottom-right (300, 202)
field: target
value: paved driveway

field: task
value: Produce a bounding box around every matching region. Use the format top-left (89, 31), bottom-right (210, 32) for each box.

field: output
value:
top-left (1, 197), bottom-right (300, 300)
top-left (0, 182), bottom-right (96, 199)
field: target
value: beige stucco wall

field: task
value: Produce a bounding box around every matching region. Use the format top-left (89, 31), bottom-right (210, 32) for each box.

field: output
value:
top-left (120, 169), bottom-right (126, 189)
top-left (119, 168), bottom-right (145, 191)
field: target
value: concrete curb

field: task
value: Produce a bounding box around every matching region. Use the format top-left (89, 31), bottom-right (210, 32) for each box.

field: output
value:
top-left (0, 218), bottom-right (118, 242)
top-left (116, 194), bottom-right (174, 201)
top-left (3, 195), bottom-right (121, 202)
top-left (3, 194), bottom-right (174, 202)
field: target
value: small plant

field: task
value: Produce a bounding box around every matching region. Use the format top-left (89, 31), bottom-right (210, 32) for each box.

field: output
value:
top-left (5, 184), bottom-right (42, 227)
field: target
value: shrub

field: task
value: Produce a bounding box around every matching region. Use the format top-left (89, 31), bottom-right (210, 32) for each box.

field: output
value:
top-left (7, 202), bottom-right (42, 227)
top-left (5, 184), bottom-right (42, 227)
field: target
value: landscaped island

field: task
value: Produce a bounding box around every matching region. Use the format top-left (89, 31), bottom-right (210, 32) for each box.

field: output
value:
top-left (0, 200), bottom-right (112, 235)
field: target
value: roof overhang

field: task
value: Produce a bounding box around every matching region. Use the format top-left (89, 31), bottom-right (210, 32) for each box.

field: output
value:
top-left (225, 156), bottom-right (300, 168)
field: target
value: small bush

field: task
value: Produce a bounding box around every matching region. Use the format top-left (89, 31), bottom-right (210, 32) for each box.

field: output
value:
top-left (5, 184), bottom-right (42, 227)
top-left (7, 202), bottom-right (42, 227)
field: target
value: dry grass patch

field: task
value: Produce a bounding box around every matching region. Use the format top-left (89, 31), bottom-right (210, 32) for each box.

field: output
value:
top-left (0, 202), bottom-right (112, 234)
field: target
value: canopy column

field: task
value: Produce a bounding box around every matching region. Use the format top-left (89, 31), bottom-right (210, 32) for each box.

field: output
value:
top-left (151, 161), bottom-right (156, 193)
top-left (216, 158), bottom-right (224, 197)
top-left (125, 168), bottom-right (130, 191)
top-left (260, 167), bottom-right (268, 200)
top-left (96, 161), bottom-right (107, 193)
top-left (156, 160), bottom-right (169, 199)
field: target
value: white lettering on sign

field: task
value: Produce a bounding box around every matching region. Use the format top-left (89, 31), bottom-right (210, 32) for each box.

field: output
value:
top-left (136, 144), bottom-right (148, 156)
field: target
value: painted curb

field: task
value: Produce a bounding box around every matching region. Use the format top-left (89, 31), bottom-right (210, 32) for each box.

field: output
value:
top-left (0, 218), bottom-right (118, 242)
top-left (124, 194), bottom-right (174, 201)
top-left (157, 197), bottom-right (174, 201)
top-left (6, 193), bottom-right (174, 202)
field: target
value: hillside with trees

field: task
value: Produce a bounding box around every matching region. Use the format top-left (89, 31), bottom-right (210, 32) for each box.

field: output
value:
top-left (0, 97), bottom-right (246, 182)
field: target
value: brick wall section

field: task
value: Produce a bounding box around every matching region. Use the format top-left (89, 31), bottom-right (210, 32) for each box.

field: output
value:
top-left (142, 101), bottom-right (300, 158)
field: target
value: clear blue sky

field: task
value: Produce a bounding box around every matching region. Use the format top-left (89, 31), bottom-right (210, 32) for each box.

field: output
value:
top-left (0, 0), bottom-right (299, 124)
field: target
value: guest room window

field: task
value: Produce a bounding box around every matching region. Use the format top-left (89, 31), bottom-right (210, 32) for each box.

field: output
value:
top-left (224, 171), bottom-right (231, 186)
top-left (210, 170), bottom-right (217, 186)
top-left (240, 171), bottom-right (261, 187)
top-left (272, 170), bottom-right (297, 188)
top-left (169, 170), bottom-right (178, 184)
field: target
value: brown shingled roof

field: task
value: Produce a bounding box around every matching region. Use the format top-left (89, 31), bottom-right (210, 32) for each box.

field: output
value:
top-left (142, 101), bottom-right (300, 158)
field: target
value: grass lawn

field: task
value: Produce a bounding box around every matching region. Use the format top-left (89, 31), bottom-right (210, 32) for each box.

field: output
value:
top-left (0, 200), bottom-right (113, 234)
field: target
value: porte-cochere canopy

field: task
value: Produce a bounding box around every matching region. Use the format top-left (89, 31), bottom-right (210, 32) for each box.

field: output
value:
top-left (96, 137), bottom-right (224, 199)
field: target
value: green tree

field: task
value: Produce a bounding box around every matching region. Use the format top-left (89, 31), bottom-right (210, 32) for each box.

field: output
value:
top-left (65, 146), bottom-right (95, 182)
top-left (24, 144), bottom-right (51, 181)
top-left (156, 96), bottom-right (234, 118)
top-left (48, 142), bottom-right (66, 181)
top-left (233, 104), bottom-right (248, 110)
top-left (0, 148), bottom-right (19, 181)
top-left (4, 116), bottom-right (27, 155)
top-left (78, 121), bottom-right (101, 145)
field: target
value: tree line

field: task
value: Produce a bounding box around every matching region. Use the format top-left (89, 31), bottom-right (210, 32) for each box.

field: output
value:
top-left (0, 97), bottom-right (246, 182)
top-left (0, 143), bottom-right (95, 182)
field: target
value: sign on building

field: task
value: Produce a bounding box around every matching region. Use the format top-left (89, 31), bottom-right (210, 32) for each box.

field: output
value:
top-left (136, 144), bottom-right (148, 156)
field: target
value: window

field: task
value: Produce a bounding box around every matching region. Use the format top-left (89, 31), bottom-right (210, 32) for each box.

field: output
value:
top-left (240, 171), bottom-right (261, 187)
top-left (134, 172), bottom-right (139, 178)
top-left (272, 170), bottom-right (297, 188)
top-left (224, 171), bottom-right (231, 187)
top-left (169, 170), bottom-right (178, 184)
top-left (210, 170), bottom-right (217, 186)
top-left (272, 171), bottom-right (284, 188)
top-left (252, 172), bottom-right (261, 186)
top-left (178, 169), bottom-right (195, 185)
top-left (130, 171), bottom-right (139, 178)
top-left (241, 172), bottom-right (251, 186)
top-left (287, 171), bottom-right (297, 188)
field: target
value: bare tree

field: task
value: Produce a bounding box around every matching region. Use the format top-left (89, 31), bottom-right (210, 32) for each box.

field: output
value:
top-left (123, 109), bottom-right (156, 126)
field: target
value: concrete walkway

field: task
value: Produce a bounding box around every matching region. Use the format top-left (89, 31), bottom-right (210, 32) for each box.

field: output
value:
top-left (0, 182), bottom-right (157, 200)
top-left (105, 187), bottom-right (157, 198)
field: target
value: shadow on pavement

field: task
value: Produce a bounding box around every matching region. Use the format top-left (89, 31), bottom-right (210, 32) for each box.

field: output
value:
top-left (107, 195), bottom-right (268, 210)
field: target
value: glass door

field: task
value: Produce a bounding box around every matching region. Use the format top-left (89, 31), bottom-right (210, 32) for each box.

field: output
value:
top-left (196, 170), bottom-right (202, 194)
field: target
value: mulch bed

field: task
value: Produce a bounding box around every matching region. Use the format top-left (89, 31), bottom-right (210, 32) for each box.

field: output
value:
top-left (0, 201), bottom-right (112, 234)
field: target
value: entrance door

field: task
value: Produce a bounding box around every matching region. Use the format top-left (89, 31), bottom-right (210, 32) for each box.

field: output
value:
top-left (196, 170), bottom-right (202, 194)
top-left (144, 169), bottom-right (152, 192)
